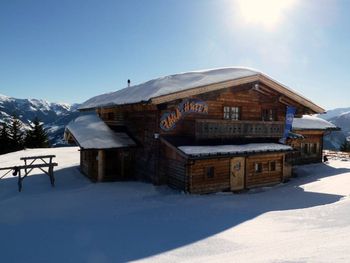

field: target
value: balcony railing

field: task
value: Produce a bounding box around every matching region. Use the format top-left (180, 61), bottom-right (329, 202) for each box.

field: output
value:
top-left (195, 119), bottom-right (284, 139)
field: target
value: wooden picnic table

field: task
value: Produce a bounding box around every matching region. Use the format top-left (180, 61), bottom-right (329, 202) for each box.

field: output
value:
top-left (0, 155), bottom-right (58, 192)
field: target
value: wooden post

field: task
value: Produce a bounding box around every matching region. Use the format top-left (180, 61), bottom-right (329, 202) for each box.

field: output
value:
top-left (98, 150), bottom-right (105, 182)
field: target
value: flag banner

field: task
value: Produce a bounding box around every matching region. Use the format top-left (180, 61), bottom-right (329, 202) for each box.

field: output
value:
top-left (280, 106), bottom-right (296, 144)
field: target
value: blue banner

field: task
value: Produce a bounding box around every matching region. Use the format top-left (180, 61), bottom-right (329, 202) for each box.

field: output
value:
top-left (280, 106), bottom-right (296, 144)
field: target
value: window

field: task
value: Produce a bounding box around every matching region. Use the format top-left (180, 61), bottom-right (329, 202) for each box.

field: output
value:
top-left (206, 166), bottom-right (215, 178)
top-left (107, 112), bottom-right (114, 121)
top-left (234, 162), bottom-right (241, 171)
top-left (254, 163), bottom-right (262, 173)
top-left (302, 143), bottom-right (319, 156)
top-left (269, 161), bottom-right (276, 172)
top-left (303, 143), bottom-right (309, 154)
top-left (223, 106), bottom-right (241, 120)
top-left (262, 109), bottom-right (276, 121)
top-left (224, 106), bottom-right (230, 119)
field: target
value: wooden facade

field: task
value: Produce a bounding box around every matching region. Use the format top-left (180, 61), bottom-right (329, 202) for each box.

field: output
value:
top-left (287, 130), bottom-right (324, 165)
top-left (89, 82), bottom-right (314, 193)
top-left (80, 148), bottom-right (135, 182)
top-left (71, 68), bottom-right (328, 193)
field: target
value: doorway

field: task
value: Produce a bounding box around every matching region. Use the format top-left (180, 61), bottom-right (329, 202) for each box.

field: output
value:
top-left (230, 157), bottom-right (245, 191)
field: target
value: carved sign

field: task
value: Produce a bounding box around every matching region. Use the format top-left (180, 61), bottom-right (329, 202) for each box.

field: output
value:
top-left (160, 99), bottom-right (208, 131)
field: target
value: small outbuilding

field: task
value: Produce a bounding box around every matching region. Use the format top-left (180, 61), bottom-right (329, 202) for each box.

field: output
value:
top-left (289, 115), bottom-right (339, 164)
top-left (65, 113), bottom-right (136, 181)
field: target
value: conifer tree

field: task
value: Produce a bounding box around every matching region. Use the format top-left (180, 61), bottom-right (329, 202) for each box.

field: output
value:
top-left (8, 115), bottom-right (24, 152)
top-left (0, 123), bottom-right (11, 154)
top-left (340, 139), bottom-right (350, 152)
top-left (25, 117), bottom-right (50, 148)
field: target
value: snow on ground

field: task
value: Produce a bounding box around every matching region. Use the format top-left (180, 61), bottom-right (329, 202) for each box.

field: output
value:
top-left (1, 147), bottom-right (350, 262)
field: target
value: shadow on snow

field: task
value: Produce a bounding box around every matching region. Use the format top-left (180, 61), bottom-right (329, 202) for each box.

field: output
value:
top-left (0, 162), bottom-right (348, 262)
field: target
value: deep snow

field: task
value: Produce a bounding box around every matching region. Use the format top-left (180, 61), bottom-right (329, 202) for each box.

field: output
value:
top-left (0, 147), bottom-right (350, 262)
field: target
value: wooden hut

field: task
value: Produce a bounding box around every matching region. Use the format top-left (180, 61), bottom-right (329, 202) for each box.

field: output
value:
top-left (288, 115), bottom-right (339, 164)
top-left (66, 67), bottom-right (328, 193)
top-left (64, 114), bottom-right (136, 181)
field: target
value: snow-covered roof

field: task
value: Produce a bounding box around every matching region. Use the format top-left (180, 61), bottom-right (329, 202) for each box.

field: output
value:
top-left (178, 143), bottom-right (293, 157)
top-left (80, 67), bottom-right (259, 110)
top-left (79, 67), bottom-right (325, 113)
top-left (65, 113), bottom-right (136, 149)
top-left (292, 115), bottom-right (338, 131)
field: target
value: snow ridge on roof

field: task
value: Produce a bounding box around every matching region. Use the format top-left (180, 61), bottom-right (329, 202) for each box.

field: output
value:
top-left (292, 115), bottom-right (338, 130)
top-left (66, 113), bottom-right (136, 149)
top-left (79, 67), bottom-right (259, 109)
top-left (178, 143), bottom-right (292, 157)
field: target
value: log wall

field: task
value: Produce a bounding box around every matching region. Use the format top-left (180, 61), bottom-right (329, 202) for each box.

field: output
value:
top-left (160, 143), bottom-right (187, 191)
top-left (288, 131), bottom-right (324, 164)
top-left (188, 158), bottom-right (230, 194)
top-left (245, 153), bottom-right (284, 188)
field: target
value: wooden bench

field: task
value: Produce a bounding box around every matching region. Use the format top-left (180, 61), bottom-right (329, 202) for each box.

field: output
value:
top-left (0, 155), bottom-right (58, 192)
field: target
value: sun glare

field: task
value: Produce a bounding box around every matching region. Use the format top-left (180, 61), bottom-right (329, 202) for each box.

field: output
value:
top-left (234, 0), bottom-right (297, 30)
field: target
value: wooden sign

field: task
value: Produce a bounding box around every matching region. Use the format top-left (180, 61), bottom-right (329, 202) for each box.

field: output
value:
top-left (160, 99), bottom-right (208, 131)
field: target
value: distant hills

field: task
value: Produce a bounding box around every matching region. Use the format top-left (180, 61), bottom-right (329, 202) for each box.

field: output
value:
top-left (318, 108), bottom-right (350, 150)
top-left (0, 94), bottom-right (81, 146)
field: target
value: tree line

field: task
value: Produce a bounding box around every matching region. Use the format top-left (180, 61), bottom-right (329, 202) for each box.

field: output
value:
top-left (0, 115), bottom-right (49, 155)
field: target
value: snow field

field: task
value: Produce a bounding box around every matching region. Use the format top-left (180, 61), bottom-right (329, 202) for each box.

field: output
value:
top-left (0, 147), bottom-right (350, 262)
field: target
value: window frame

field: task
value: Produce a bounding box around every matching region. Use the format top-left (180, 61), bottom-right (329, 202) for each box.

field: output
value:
top-left (205, 166), bottom-right (215, 179)
top-left (269, 161), bottom-right (276, 172)
top-left (262, 108), bottom-right (276, 121)
top-left (223, 106), bottom-right (241, 120)
top-left (254, 162), bottom-right (263, 174)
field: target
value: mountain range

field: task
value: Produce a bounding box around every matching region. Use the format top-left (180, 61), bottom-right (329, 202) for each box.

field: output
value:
top-left (318, 107), bottom-right (350, 150)
top-left (0, 94), bottom-right (80, 146)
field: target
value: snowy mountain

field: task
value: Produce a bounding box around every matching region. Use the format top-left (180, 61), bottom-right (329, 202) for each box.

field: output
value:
top-left (0, 94), bottom-right (80, 146)
top-left (319, 107), bottom-right (350, 121)
top-left (319, 108), bottom-right (350, 150)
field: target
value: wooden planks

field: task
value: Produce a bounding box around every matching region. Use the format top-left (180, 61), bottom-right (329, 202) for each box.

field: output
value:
top-left (245, 153), bottom-right (284, 188)
top-left (189, 158), bottom-right (230, 194)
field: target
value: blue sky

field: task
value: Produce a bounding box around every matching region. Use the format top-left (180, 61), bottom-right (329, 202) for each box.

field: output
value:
top-left (1, 0), bottom-right (349, 110)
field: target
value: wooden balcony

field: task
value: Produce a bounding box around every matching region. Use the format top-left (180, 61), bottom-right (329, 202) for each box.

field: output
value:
top-left (195, 119), bottom-right (284, 139)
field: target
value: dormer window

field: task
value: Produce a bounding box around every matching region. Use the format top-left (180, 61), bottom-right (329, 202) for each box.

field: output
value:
top-left (223, 106), bottom-right (241, 120)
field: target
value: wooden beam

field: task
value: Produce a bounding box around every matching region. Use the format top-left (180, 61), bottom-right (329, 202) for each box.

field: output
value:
top-left (258, 75), bottom-right (325, 113)
top-left (97, 150), bottom-right (105, 182)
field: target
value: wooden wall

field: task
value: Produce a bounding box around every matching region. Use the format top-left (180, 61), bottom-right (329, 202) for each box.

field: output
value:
top-left (97, 105), bottom-right (163, 183)
top-left (80, 150), bottom-right (98, 181)
top-left (245, 153), bottom-right (284, 188)
top-left (160, 141), bottom-right (187, 191)
top-left (288, 131), bottom-right (324, 164)
top-left (188, 158), bottom-right (230, 194)
top-left (80, 149), bottom-right (134, 182)
top-left (157, 84), bottom-right (290, 136)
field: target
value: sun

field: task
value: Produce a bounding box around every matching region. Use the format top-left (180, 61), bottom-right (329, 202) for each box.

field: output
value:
top-left (234, 0), bottom-right (297, 30)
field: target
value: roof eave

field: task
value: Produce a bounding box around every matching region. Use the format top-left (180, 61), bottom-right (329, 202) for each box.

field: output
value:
top-left (149, 74), bottom-right (325, 114)
top-left (185, 148), bottom-right (293, 160)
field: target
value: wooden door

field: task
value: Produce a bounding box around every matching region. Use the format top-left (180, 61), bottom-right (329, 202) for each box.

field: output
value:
top-left (230, 157), bottom-right (245, 191)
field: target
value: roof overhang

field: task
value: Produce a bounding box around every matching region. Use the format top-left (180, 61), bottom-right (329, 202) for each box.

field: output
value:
top-left (177, 143), bottom-right (293, 160)
top-left (65, 113), bottom-right (136, 150)
top-left (150, 74), bottom-right (325, 114)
